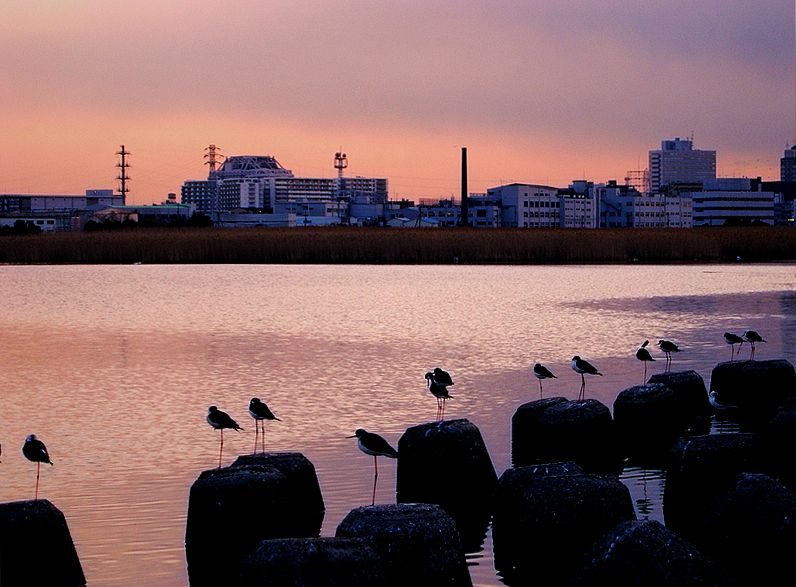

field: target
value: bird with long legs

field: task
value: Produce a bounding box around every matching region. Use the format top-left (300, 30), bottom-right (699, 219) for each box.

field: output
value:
top-left (348, 429), bottom-right (398, 506)
top-left (742, 330), bottom-right (766, 360)
top-left (425, 372), bottom-right (453, 421)
top-left (635, 341), bottom-right (655, 382)
top-left (571, 356), bottom-right (602, 400)
top-left (23, 434), bottom-right (52, 500)
top-left (207, 406), bottom-right (243, 467)
top-left (723, 332), bottom-right (744, 361)
top-left (532, 363), bottom-right (557, 398)
top-left (657, 339), bottom-right (680, 372)
top-left (432, 367), bottom-right (454, 387)
top-left (248, 397), bottom-right (280, 454)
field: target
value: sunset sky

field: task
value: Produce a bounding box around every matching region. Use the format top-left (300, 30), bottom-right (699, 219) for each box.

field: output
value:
top-left (2, 1), bottom-right (793, 204)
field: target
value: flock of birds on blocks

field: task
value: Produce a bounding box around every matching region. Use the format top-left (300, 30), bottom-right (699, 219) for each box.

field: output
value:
top-left (6, 329), bottom-right (767, 506)
top-left (199, 331), bottom-right (767, 504)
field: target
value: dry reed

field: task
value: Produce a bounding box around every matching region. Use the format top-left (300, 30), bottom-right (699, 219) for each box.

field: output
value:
top-left (0, 227), bottom-right (795, 265)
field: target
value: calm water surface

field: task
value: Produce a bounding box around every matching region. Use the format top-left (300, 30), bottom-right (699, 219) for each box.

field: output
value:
top-left (0, 264), bottom-right (794, 586)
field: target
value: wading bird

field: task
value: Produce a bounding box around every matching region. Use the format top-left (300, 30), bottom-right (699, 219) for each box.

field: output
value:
top-left (657, 339), bottom-right (680, 371)
top-left (723, 332), bottom-right (744, 361)
top-left (348, 428), bottom-right (398, 506)
top-left (571, 356), bottom-right (602, 400)
top-left (425, 372), bottom-right (453, 421)
top-left (432, 367), bottom-right (454, 387)
top-left (532, 363), bottom-right (557, 398)
top-left (23, 434), bottom-right (53, 500)
top-left (635, 341), bottom-right (655, 382)
top-left (742, 330), bottom-right (766, 360)
top-left (248, 397), bottom-right (280, 454)
top-left (207, 406), bottom-right (243, 468)
top-left (708, 390), bottom-right (738, 411)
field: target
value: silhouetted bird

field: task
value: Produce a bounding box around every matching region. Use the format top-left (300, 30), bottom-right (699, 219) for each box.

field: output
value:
top-left (348, 429), bottom-right (398, 505)
top-left (23, 434), bottom-right (53, 500)
top-left (425, 372), bottom-right (453, 421)
top-left (432, 367), bottom-right (454, 387)
top-left (207, 406), bottom-right (243, 468)
top-left (723, 332), bottom-right (744, 360)
top-left (742, 330), bottom-right (766, 360)
top-left (657, 339), bottom-right (680, 371)
top-left (532, 363), bottom-right (557, 397)
top-left (636, 341), bottom-right (655, 381)
top-left (248, 397), bottom-right (280, 454)
top-left (571, 356), bottom-right (602, 400)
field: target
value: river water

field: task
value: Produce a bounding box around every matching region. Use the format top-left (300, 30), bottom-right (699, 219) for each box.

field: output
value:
top-left (0, 263), bottom-right (794, 586)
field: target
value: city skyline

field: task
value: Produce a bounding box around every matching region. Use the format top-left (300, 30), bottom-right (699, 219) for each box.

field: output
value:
top-left (1, 1), bottom-right (793, 204)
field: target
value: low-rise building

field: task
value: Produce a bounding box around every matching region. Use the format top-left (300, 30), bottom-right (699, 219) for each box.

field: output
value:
top-left (689, 178), bottom-right (776, 226)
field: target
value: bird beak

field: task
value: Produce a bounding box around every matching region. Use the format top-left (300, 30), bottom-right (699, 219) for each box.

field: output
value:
top-left (346, 435), bottom-right (356, 439)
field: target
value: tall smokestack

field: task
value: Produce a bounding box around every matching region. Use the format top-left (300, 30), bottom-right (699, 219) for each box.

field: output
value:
top-left (460, 146), bottom-right (469, 227)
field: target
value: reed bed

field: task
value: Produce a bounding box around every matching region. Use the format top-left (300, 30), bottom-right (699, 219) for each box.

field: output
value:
top-left (0, 227), bottom-right (795, 265)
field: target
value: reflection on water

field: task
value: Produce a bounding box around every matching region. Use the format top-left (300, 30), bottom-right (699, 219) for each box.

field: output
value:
top-left (620, 465), bottom-right (666, 522)
top-left (0, 263), bottom-right (793, 586)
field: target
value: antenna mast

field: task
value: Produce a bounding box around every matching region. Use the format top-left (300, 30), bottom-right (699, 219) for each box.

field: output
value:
top-left (116, 145), bottom-right (130, 203)
top-left (334, 150), bottom-right (348, 179)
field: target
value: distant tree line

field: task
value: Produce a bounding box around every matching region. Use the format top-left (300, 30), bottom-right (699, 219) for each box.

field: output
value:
top-left (0, 220), bottom-right (43, 236)
top-left (83, 213), bottom-right (213, 231)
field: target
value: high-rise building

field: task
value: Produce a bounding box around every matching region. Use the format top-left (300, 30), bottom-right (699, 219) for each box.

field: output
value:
top-left (781, 145), bottom-right (796, 182)
top-left (648, 137), bottom-right (716, 193)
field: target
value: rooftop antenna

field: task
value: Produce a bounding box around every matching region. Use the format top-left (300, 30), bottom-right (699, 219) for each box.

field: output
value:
top-left (334, 149), bottom-right (348, 179)
top-left (204, 144), bottom-right (223, 174)
top-left (116, 145), bottom-right (130, 204)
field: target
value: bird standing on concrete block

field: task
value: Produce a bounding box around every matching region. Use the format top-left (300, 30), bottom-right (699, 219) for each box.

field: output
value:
top-left (207, 406), bottom-right (243, 468)
top-left (723, 332), bottom-right (744, 361)
top-left (742, 330), bottom-right (766, 360)
top-left (636, 341), bottom-right (655, 382)
top-left (23, 434), bottom-right (53, 500)
top-left (348, 428), bottom-right (398, 506)
top-left (571, 356), bottom-right (602, 400)
top-left (532, 363), bottom-right (557, 398)
top-left (248, 397), bottom-right (280, 454)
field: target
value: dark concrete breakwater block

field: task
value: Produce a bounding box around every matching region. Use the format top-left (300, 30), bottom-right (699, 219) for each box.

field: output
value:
top-left (694, 472), bottom-right (796, 586)
top-left (663, 433), bottom-right (765, 539)
top-left (396, 418), bottom-right (496, 549)
top-left (571, 519), bottom-right (720, 587)
top-left (186, 453), bottom-right (324, 587)
top-left (614, 383), bottom-right (683, 461)
top-left (710, 359), bottom-right (796, 427)
top-left (0, 499), bottom-right (86, 587)
top-left (511, 397), bottom-right (622, 473)
top-left (335, 503), bottom-right (472, 587)
top-left (492, 462), bottom-right (635, 585)
top-left (232, 452), bottom-right (325, 532)
top-left (240, 537), bottom-right (385, 587)
top-left (647, 370), bottom-right (712, 431)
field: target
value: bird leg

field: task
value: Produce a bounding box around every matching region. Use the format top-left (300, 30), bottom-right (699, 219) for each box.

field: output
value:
top-left (253, 421), bottom-right (258, 454)
top-left (372, 456), bottom-right (378, 506)
top-left (218, 429), bottom-right (224, 468)
top-left (262, 424), bottom-right (266, 453)
top-left (539, 379), bottom-right (543, 398)
top-left (35, 462), bottom-right (41, 500)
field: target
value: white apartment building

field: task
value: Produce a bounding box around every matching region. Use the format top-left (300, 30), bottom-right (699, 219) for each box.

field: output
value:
top-left (649, 138), bottom-right (716, 193)
top-left (689, 178), bottom-right (775, 226)
top-left (182, 154), bottom-right (387, 214)
top-left (486, 183), bottom-right (561, 228)
top-left (594, 181), bottom-right (692, 228)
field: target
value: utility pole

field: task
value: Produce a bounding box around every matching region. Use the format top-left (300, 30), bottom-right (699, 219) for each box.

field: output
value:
top-left (116, 145), bottom-right (130, 204)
